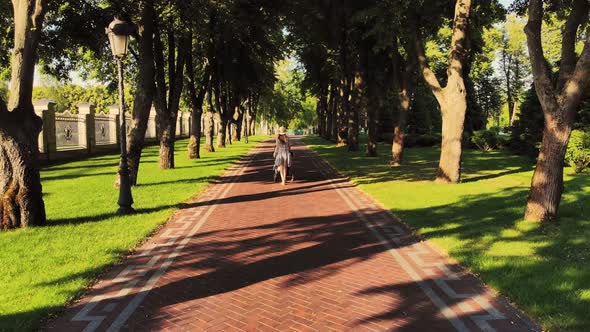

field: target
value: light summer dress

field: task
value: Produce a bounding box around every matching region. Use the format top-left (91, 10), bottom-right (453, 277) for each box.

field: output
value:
top-left (273, 135), bottom-right (291, 167)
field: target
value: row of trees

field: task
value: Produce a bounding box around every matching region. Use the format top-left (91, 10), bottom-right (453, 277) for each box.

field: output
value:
top-left (0, 0), bottom-right (588, 229)
top-left (1, 0), bottom-right (287, 229)
top-left (292, 0), bottom-right (589, 223)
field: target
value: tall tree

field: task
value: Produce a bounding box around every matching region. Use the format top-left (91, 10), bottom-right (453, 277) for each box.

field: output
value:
top-left (391, 40), bottom-right (418, 165)
top-left (125, 0), bottom-right (156, 185)
top-left (0, 0), bottom-right (48, 229)
top-left (186, 45), bottom-right (208, 159)
top-left (523, 0), bottom-right (590, 222)
top-left (413, 0), bottom-right (472, 183)
top-left (153, 23), bottom-right (188, 169)
top-left (500, 14), bottom-right (529, 126)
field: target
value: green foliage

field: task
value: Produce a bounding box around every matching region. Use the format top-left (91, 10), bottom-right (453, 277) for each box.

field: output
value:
top-left (404, 134), bottom-right (441, 148)
top-left (0, 136), bottom-right (264, 331)
top-left (511, 84), bottom-right (590, 157)
top-left (566, 130), bottom-right (590, 173)
top-left (0, 0), bottom-right (12, 81)
top-left (305, 136), bottom-right (590, 331)
top-left (32, 84), bottom-right (131, 114)
top-left (509, 86), bottom-right (545, 156)
top-left (260, 58), bottom-right (315, 128)
top-left (471, 129), bottom-right (500, 151)
top-left (408, 82), bottom-right (441, 135)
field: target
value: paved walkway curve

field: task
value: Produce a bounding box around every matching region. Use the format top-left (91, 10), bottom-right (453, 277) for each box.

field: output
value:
top-left (46, 137), bottom-right (539, 332)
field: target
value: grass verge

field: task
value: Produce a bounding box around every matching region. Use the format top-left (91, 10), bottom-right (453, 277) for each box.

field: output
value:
top-left (304, 135), bottom-right (590, 331)
top-left (0, 136), bottom-right (264, 331)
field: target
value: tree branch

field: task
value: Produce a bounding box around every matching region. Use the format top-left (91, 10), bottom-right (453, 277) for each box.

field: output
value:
top-left (524, 0), bottom-right (557, 108)
top-left (412, 28), bottom-right (444, 102)
top-left (557, 0), bottom-right (589, 91)
top-left (446, 0), bottom-right (471, 90)
top-left (561, 30), bottom-right (590, 119)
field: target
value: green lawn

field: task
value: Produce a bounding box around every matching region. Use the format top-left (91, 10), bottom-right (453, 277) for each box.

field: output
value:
top-left (304, 136), bottom-right (590, 331)
top-left (0, 136), bottom-right (264, 331)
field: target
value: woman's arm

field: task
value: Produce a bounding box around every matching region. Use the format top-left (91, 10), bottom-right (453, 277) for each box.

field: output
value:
top-left (273, 138), bottom-right (278, 157)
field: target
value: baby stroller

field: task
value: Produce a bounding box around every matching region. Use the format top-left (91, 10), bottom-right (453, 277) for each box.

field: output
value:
top-left (273, 151), bottom-right (294, 182)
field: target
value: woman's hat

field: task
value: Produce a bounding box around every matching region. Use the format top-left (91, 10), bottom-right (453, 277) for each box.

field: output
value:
top-left (278, 126), bottom-right (287, 135)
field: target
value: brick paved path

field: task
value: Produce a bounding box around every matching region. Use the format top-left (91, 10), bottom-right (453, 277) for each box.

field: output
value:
top-left (47, 137), bottom-right (539, 332)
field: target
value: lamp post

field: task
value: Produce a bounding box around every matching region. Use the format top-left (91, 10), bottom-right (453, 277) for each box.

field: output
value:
top-left (106, 16), bottom-right (136, 215)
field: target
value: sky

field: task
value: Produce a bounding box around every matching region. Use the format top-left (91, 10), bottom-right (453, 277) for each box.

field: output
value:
top-left (500, 0), bottom-right (513, 8)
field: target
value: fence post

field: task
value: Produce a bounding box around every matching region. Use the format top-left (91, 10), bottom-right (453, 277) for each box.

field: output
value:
top-left (147, 105), bottom-right (157, 139)
top-left (182, 112), bottom-right (190, 136)
top-left (77, 102), bottom-right (96, 154)
top-left (109, 104), bottom-right (121, 145)
top-left (33, 98), bottom-right (57, 160)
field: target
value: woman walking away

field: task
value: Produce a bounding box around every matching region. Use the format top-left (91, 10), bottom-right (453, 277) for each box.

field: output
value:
top-left (273, 126), bottom-right (291, 185)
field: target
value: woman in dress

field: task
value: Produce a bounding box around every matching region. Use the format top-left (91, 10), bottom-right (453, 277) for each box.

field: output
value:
top-left (273, 126), bottom-right (291, 185)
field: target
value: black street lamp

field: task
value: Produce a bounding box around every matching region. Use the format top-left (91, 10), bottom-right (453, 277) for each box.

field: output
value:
top-left (106, 16), bottom-right (136, 215)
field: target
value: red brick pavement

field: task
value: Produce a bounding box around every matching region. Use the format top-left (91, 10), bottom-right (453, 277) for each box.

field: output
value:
top-left (46, 137), bottom-right (540, 332)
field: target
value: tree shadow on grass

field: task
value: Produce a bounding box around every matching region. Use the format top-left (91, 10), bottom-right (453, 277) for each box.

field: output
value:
top-left (136, 176), bottom-right (219, 188)
top-left (306, 137), bottom-right (535, 185)
top-left (46, 205), bottom-right (179, 227)
top-left (391, 178), bottom-right (590, 330)
top-left (41, 171), bottom-right (115, 182)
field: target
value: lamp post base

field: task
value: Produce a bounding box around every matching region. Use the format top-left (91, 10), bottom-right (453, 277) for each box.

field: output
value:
top-left (117, 206), bottom-right (136, 215)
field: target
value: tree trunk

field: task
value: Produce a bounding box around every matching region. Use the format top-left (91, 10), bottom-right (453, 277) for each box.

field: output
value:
top-left (188, 112), bottom-right (201, 159)
top-left (413, 0), bottom-right (471, 183)
top-left (233, 108), bottom-right (243, 142)
top-left (524, 122), bottom-right (571, 222)
top-left (159, 125), bottom-right (175, 169)
top-left (186, 42), bottom-right (207, 160)
top-left (217, 116), bottom-right (227, 148)
top-left (154, 28), bottom-right (187, 170)
top-left (243, 109), bottom-right (249, 144)
top-left (509, 100), bottom-right (518, 126)
top-left (204, 110), bottom-right (215, 152)
top-left (391, 86), bottom-right (411, 165)
top-left (392, 53), bottom-right (416, 166)
top-left (0, 0), bottom-right (48, 230)
top-left (337, 81), bottom-right (350, 146)
top-left (436, 100), bottom-right (467, 183)
top-left (366, 100), bottom-right (378, 156)
top-left (348, 75), bottom-right (360, 152)
top-left (0, 111), bottom-right (46, 229)
top-left (522, 0), bottom-right (590, 222)
top-left (316, 99), bottom-right (325, 137)
top-left (331, 86), bottom-right (339, 141)
top-left (326, 82), bottom-right (336, 140)
top-left (226, 120), bottom-right (233, 145)
top-left (121, 0), bottom-right (155, 185)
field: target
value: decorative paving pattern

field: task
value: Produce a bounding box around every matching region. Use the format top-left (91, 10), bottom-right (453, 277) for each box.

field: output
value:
top-left (309, 153), bottom-right (537, 332)
top-left (46, 138), bottom-right (539, 332)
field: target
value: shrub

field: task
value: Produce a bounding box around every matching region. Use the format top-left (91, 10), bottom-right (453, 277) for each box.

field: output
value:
top-left (565, 129), bottom-right (590, 173)
top-left (404, 134), bottom-right (418, 147)
top-left (402, 134), bottom-right (440, 148)
top-left (416, 134), bottom-right (440, 147)
top-left (471, 130), bottom-right (499, 151)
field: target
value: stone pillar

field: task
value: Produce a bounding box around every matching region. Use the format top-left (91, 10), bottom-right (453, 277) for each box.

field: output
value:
top-left (175, 113), bottom-right (181, 136)
top-left (78, 102), bottom-right (96, 153)
top-left (147, 105), bottom-right (157, 139)
top-left (182, 112), bottom-right (190, 136)
top-left (33, 98), bottom-right (57, 159)
top-left (109, 104), bottom-right (121, 144)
